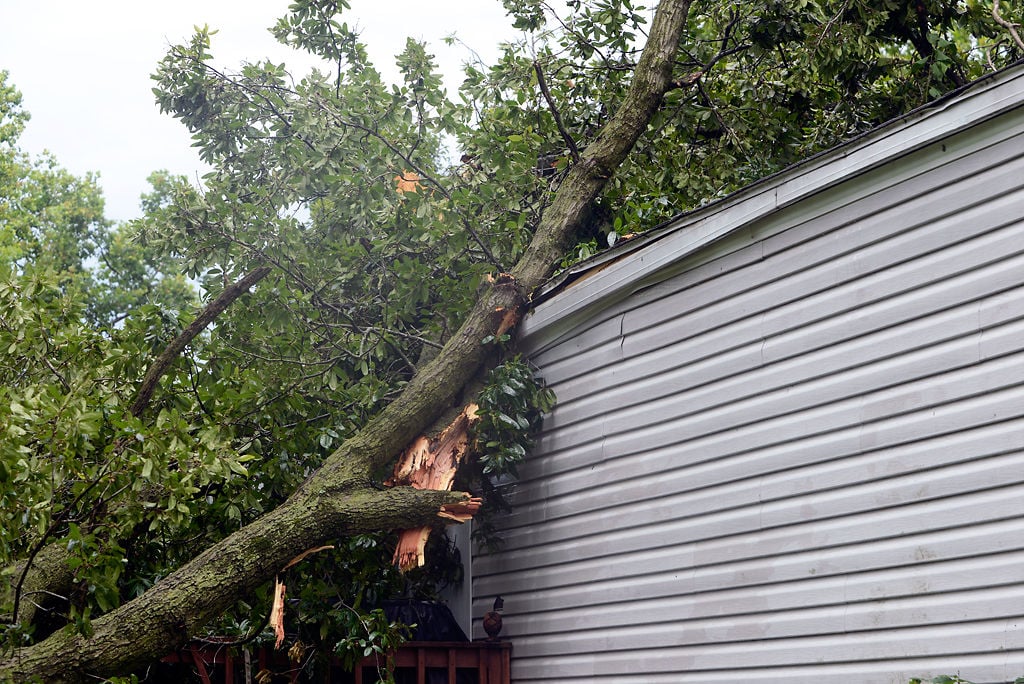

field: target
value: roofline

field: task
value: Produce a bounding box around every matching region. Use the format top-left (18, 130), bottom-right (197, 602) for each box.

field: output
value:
top-left (519, 61), bottom-right (1024, 352)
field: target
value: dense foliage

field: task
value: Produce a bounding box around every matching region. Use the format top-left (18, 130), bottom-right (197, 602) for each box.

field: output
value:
top-left (0, 0), bottom-right (1020, 679)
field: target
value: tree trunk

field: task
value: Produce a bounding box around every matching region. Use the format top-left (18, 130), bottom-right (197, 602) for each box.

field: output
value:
top-left (0, 1), bottom-right (691, 680)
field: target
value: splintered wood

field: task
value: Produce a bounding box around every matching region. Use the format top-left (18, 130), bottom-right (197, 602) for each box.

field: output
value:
top-left (267, 546), bottom-right (334, 650)
top-left (438, 497), bottom-right (483, 523)
top-left (271, 577), bottom-right (287, 649)
top-left (389, 404), bottom-right (481, 571)
top-left (485, 273), bottom-right (523, 337)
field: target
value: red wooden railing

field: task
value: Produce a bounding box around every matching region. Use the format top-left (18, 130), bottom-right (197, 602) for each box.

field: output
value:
top-left (161, 639), bottom-right (511, 684)
top-left (353, 641), bottom-right (511, 684)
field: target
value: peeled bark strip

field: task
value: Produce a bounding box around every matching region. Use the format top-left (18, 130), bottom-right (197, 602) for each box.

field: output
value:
top-left (437, 497), bottom-right (482, 523)
top-left (0, 3), bottom-right (692, 680)
top-left (270, 579), bottom-right (286, 649)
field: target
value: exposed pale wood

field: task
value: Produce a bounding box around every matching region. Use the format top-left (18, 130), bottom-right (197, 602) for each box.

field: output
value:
top-left (270, 579), bottom-right (286, 649)
top-left (389, 406), bottom-right (479, 570)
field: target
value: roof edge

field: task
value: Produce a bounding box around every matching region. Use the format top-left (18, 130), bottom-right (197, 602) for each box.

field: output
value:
top-left (519, 62), bottom-right (1024, 354)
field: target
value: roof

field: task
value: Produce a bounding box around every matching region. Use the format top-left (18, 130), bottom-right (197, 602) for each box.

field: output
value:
top-left (519, 62), bottom-right (1024, 352)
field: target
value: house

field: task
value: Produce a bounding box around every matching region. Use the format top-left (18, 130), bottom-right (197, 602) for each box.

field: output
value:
top-left (471, 63), bottom-right (1024, 683)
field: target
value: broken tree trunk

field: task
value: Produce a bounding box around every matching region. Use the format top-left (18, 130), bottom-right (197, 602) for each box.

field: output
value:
top-left (389, 404), bottom-right (480, 570)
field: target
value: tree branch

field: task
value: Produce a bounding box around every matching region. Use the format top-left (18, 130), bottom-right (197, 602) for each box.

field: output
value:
top-left (992, 0), bottom-right (1024, 52)
top-left (672, 10), bottom-right (746, 89)
top-left (129, 266), bottom-right (272, 417)
top-left (512, 0), bottom-right (693, 287)
top-left (534, 61), bottom-right (582, 164)
top-left (4, 265), bottom-right (273, 634)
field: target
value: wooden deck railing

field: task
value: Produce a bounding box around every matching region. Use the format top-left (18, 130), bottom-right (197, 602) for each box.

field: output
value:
top-left (161, 639), bottom-right (511, 684)
top-left (354, 641), bottom-right (511, 684)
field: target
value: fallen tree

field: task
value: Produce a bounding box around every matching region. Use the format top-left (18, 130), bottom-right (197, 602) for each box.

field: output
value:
top-left (0, 1), bottom-right (693, 680)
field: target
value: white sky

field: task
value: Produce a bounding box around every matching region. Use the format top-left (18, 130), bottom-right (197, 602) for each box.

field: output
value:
top-left (0, 1), bottom-right (516, 222)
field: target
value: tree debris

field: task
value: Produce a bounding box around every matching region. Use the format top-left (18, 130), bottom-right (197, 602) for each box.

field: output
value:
top-left (270, 578), bottom-right (286, 649)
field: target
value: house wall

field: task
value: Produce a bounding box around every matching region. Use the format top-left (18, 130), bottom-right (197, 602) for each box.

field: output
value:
top-left (473, 74), bottom-right (1024, 683)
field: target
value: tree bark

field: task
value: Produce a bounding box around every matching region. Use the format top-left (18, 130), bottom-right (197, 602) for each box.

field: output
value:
top-left (0, 1), bottom-right (692, 680)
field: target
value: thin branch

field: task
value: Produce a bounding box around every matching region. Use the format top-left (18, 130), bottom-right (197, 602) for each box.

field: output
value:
top-left (992, 0), bottom-right (1024, 52)
top-left (697, 80), bottom-right (739, 146)
top-left (37, 346), bottom-right (70, 393)
top-left (534, 61), bottom-right (582, 164)
top-left (671, 11), bottom-right (747, 89)
top-left (815, 0), bottom-right (853, 51)
top-left (130, 266), bottom-right (272, 417)
top-left (539, 1), bottom-right (625, 72)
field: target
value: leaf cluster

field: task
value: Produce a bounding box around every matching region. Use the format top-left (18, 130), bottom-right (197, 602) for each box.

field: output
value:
top-left (465, 356), bottom-right (555, 548)
top-left (473, 356), bottom-right (556, 478)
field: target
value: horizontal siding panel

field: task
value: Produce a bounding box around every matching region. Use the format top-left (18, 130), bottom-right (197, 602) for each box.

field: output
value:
top-left (547, 284), bottom-right (1024, 444)
top-left (501, 395), bottom-right (1024, 536)
top-left (527, 315), bottom-right (624, 369)
top-left (508, 587), bottom-right (1024, 657)
top-left (520, 343), bottom-right (1024, 497)
top-left (477, 478), bottom-right (1024, 579)
top-left (546, 177), bottom-right (1024, 404)
top-left (487, 447), bottom-right (1024, 556)
top-left (520, 285), bottom-right (1024, 490)
top-left (509, 620), bottom-right (1024, 679)
top-left (476, 517), bottom-right (1024, 607)
top-left (485, 551), bottom-right (1024, 638)
top-left (497, 418), bottom-right (1024, 533)
top-left (548, 291), bottom-right (978, 433)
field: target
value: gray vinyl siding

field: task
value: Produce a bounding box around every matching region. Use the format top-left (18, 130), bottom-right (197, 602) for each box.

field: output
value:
top-left (472, 67), bottom-right (1024, 683)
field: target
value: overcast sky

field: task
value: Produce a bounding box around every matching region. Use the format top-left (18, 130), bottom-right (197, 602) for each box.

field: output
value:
top-left (0, 1), bottom-right (516, 222)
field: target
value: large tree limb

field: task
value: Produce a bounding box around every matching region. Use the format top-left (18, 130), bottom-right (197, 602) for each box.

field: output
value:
top-left (1, 486), bottom-right (470, 682)
top-left (511, 0), bottom-right (692, 287)
top-left (0, 1), bottom-right (692, 680)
